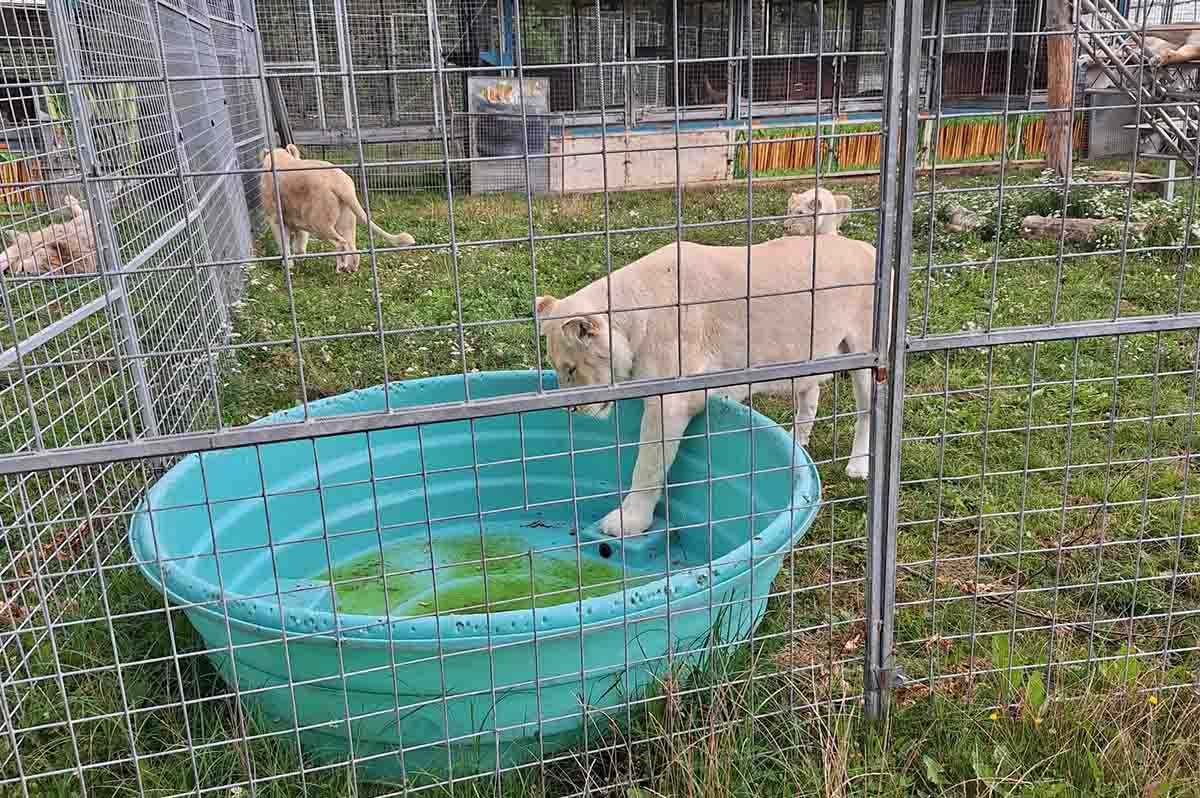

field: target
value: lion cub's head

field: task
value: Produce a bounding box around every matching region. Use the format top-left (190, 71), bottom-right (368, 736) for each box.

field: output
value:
top-left (784, 187), bottom-right (852, 236)
top-left (535, 295), bottom-right (633, 418)
top-left (261, 144), bottom-right (302, 169)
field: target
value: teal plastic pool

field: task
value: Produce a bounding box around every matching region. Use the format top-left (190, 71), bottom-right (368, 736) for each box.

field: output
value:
top-left (128, 370), bottom-right (820, 782)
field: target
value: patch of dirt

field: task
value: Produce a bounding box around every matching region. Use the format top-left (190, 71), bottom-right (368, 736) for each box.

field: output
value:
top-left (894, 657), bottom-right (995, 706)
top-left (0, 521), bottom-right (94, 630)
top-left (770, 621), bottom-right (865, 672)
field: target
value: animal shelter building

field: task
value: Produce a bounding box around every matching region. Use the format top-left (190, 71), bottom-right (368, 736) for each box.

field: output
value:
top-left (254, 0), bottom-right (1074, 192)
top-left (0, 0), bottom-right (1194, 194)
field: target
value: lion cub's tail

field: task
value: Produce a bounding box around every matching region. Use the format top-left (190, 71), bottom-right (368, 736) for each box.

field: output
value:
top-left (336, 183), bottom-right (416, 247)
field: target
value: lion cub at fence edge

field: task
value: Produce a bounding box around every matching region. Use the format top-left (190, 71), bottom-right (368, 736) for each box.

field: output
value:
top-left (536, 234), bottom-right (879, 537)
top-left (1081, 24), bottom-right (1200, 75)
top-left (260, 144), bottom-right (415, 274)
top-left (784, 186), bottom-right (852, 236)
top-left (0, 195), bottom-right (97, 275)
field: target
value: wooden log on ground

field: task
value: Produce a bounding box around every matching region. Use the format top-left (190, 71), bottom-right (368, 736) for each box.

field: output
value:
top-left (1020, 214), bottom-right (1149, 243)
top-left (1086, 170), bottom-right (1167, 197)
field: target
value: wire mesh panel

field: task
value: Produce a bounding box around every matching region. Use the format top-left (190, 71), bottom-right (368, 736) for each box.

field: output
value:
top-left (1, 384), bottom-right (866, 793)
top-left (574, 4), bottom-right (627, 113)
top-left (1125, 0), bottom-right (1200, 25)
top-left (888, 0), bottom-right (1200, 743)
top-left (0, 0), bottom-right (266, 786)
top-left (250, 0), bottom-right (1086, 149)
top-left (895, 335), bottom-right (1200, 711)
top-left (2, 0), bottom-right (904, 780)
top-left (7, 0), bottom-right (1200, 793)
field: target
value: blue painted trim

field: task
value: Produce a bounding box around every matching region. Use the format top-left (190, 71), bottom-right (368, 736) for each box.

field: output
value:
top-left (479, 0), bottom-right (516, 66)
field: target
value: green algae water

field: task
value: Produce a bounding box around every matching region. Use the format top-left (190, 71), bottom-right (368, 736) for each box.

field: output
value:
top-left (323, 534), bottom-right (654, 617)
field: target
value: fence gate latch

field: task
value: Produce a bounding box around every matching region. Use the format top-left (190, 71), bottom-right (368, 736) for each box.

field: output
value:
top-left (876, 664), bottom-right (909, 692)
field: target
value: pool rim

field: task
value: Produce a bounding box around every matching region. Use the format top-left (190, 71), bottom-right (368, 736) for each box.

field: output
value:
top-left (128, 370), bottom-right (822, 643)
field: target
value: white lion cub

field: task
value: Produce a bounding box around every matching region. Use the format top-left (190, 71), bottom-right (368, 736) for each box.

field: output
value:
top-left (537, 234), bottom-right (879, 537)
top-left (784, 187), bottom-right (852, 236)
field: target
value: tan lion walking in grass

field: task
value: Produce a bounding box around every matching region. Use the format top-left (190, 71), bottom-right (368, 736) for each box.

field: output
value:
top-left (260, 144), bottom-right (416, 274)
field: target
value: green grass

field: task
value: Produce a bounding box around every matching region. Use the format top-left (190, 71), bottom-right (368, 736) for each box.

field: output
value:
top-left (5, 160), bottom-right (1200, 797)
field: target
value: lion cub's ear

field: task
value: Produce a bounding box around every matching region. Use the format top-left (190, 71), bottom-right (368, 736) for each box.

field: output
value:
top-left (834, 193), bottom-right (852, 211)
top-left (563, 315), bottom-right (602, 340)
top-left (534, 295), bottom-right (558, 334)
top-left (286, 143), bottom-right (301, 158)
top-left (535, 295), bottom-right (558, 316)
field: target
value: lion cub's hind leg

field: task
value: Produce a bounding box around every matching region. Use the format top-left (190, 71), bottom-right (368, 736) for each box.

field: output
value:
top-left (292, 229), bottom-right (310, 256)
top-left (844, 367), bottom-right (872, 480)
top-left (334, 206), bottom-right (359, 273)
top-left (268, 217), bottom-right (290, 261)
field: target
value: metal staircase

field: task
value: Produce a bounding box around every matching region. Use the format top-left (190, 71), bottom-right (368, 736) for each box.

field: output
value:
top-left (1075, 0), bottom-right (1200, 161)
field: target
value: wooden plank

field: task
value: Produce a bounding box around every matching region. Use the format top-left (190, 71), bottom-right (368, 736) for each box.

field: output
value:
top-left (1021, 214), bottom-right (1149, 242)
top-left (292, 125), bottom-right (455, 146)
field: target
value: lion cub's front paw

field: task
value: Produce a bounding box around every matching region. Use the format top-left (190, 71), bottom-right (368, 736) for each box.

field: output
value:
top-left (845, 456), bottom-right (869, 480)
top-left (599, 503), bottom-right (654, 537)
top-left (1144, 48), bottom-right (1166, 67)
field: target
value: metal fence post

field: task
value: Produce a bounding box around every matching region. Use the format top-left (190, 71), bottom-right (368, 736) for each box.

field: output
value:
top-left (307, 0), bottom-right (328, 130)
top-left (47, 0), bottom-right (161, 439)
top-left (151, 0), bottom-right (231, 340)
top-left (622, 0), bottom-right (634, 126)
top-left (863, 0), bottom-right (923, 722)
top-left (242, 0), bottom-right (275, 153)
top-left (425, 0), bottom-right (445, 127)
top-left (332, 0), bottom-right (355, 128)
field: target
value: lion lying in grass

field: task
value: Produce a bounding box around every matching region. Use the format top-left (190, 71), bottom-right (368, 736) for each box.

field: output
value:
top-left (0, 196), bottom-right (97, 276)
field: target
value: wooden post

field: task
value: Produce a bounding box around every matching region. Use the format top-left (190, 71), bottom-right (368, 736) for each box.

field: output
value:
top-left (267, 77), bottom-right (293, 148)
top-left (1045, 0), bottom-right (1074, 180)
